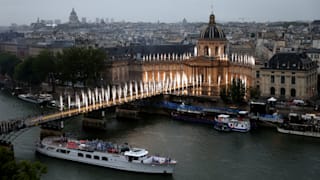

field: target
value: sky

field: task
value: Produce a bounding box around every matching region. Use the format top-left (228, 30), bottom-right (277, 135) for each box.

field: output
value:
top-left (0, 0), bottom-right (319, 25)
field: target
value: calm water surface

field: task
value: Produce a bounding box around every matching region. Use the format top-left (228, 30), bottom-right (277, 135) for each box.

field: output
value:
top-left (1, 91), bottom-right (320, 180)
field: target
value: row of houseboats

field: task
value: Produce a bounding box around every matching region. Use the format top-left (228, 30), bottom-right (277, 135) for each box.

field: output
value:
top-left (170, 102), bottom-right (320, 137)
top-left (171, 107), bottom-right (251, 132)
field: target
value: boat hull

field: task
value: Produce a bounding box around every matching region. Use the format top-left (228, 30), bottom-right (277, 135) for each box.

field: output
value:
top-left (277, 127), bottom-right (320, 138)
top-left (36, 142), bottom-right (175, 174)
top-left (214, 122), bottom-right (231, 132)
top-left (171, 112), bottom-right (215, 125)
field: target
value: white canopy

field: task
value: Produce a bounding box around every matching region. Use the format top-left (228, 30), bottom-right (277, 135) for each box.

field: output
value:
top-left (267, 97), bottom-right (277, 102)
top-left (124, 148), bottom-right (148, 157)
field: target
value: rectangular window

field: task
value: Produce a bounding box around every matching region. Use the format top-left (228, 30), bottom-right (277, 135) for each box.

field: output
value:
top-left (256, 71), bottom-right (260, 78)
top-left (86, 154), bottom-right (92, 159)
top-left (271, 75), bottom-right (275, 83)
top-left (292, 76), bottom-right (296, 84)
top-left (78, 153), bottom-right (84, 157)
top-left (94, 156), bottom-right (100, 160)
top-left (281, 76), bottom-right (285, 84)
top-left (102, 157), bottom-right (108, 161)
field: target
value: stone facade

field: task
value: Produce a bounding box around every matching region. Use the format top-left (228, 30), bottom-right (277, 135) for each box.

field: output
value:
top-left (103, 14), bottom-right (255, 98)
top-left (259, 53), bottom-right (317, 100)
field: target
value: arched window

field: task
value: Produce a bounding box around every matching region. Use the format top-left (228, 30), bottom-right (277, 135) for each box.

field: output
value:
top-left (215, 46), bottom-right (219, 56)
top-left (291, 88), bottom-right (296, 97)
top-left (270, 87), bottom-right (275, 95)
top-left (280, 88), bottom-right (286, 96)
top-left (204, 46), bottom-right (209, 56)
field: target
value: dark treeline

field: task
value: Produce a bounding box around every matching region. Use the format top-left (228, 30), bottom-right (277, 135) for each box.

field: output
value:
top-left (0, 146), bottom-right (47, 179)
top-left (0, 47), bottom-right (106, 91)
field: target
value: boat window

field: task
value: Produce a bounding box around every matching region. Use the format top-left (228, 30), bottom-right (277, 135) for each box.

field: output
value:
top-left (47, 147), bottom-right (55, 151)
top-left (94, 155), bottom-right (100, 160)
top-left (78, 153), bottom-right (84, 157)
top-left (102, 157), bottom-right (108, 161)
top-left (86, 154), bottom-right (92, 158)
top-left (58, 149), bottom-right (69, 154)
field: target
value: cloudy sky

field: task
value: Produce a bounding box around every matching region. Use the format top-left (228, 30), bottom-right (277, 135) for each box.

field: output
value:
top-left (0, 0), bottom-right (319, 25)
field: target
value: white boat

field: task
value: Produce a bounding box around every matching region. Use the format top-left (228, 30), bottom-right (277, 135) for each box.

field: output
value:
top-left (39, 93), bottom-right (53, 101)
top-left (228, 118), bottom-right (251, 132)
top-left (214, 114), bottom-right (232, 132)
top-left (214, 112), bottom-right (251, 132)
top-left (18, 94), bottom-right (45, 104)
top-left (36, 137), bottom-right (177, 174)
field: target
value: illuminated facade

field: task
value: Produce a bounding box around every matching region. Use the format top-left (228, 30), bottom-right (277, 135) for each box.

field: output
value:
top-left (105, 13), bottom-right (256, 97)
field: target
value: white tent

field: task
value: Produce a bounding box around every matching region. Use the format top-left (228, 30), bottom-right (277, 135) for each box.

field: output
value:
top-left (267, 97), bottom-right (277, 102)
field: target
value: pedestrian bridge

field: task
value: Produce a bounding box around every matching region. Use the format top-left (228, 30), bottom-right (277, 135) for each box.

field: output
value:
top-left (1, 76), bottom-right (198, 137)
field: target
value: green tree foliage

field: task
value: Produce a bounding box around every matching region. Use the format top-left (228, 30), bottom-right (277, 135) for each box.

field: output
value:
top-left (230, 78), bottom-right (246, 103)
top-left (0, 53), bottom-right (22, 78)
top-left (14, 51), bottom-right (57, 86)
top-left (32, 51), bottom-right (57, 84)
top-left (58, 47), bottom-right (106, 87)
top-left (219, 87), bottom-right (229, 103)
top-left (249, 86), bottom-right (261, 100)
top-left (0, 147), bottom-right (47, 180)
top-left (220, 78), bottom-right (246, 104)
top-left (14, 57), bottom-right (34, 84)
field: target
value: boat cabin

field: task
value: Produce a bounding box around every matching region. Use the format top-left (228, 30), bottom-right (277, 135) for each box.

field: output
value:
top-left (217, 114), bottom-right (230, 123)
top-left (124, 148), bottom-right (148, 162)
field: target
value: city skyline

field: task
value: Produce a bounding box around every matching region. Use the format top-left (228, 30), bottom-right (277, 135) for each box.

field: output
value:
top-left (0, 0), bottom-right (320, 25)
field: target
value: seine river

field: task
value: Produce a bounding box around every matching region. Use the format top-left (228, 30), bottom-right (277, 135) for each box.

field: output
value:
top-left (1, 91), bottom-right (320, 180)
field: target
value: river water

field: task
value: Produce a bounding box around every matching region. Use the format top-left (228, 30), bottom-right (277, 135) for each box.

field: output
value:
top-left (1, 91), bottom-right (320, 180)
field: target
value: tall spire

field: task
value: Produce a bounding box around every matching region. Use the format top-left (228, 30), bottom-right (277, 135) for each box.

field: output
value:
top-left (209, 1), bottom-right (215, 24)
top-left (209, 14), bottom-right (215, 24)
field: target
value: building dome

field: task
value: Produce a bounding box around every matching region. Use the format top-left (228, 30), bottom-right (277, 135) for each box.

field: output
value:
top-left (200, 14), bottom-right (225, 39)
top-left (69, 8), bottom-right (80, 24)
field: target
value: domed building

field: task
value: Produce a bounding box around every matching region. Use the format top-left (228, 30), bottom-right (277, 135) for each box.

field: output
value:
top-left (69, 8), bottom-right (80, 25)
top-left (182, 13), bottom-right (255, 96)
top-left (197, 14), bottom-right (227, 57)
top-left (104, 13), bottom-right (256, 98)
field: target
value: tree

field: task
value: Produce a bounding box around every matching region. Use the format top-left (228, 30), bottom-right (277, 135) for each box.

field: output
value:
top-left (32, 51), bottom-right (57, 91)
top-left (14, 57), bottom-right (34, 85)
top-left (219, 87), bottom-right (230, 103)
top-left (219, 78), bottom-right (246, 104)
top-left (0, 53), bottom-right (22, 78)
top-left (83, 47), bottom-right (106, 86)
top-left (0, 147), bottom-right (47, 180)
top-left (57, 47), bottom-right (106, 88)
top-left (13, 51), bottom-right (57, 87)
top-left (249, 86), bottom-right (261, 100)
top-left (230, 78), bottom-right (246, 103)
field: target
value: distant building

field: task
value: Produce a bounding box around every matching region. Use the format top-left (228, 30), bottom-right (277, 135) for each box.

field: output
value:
top-left (311, 20), bottom-right (320, 33)
top-left (69, 8), bottom-right (80, 25)
top-left (54, 19), bottom-right (61, 25)
top-left (81, 17), bottom-right (87, 24)
top-left (0, 31), bottom-right (24, 42)
top-left (312, 39), bottom-right (320, 49)
top-left (305, 48), bottom-right (320, 74)
top-left (0, 40), bottom-right (74, 58)
top-left (259, 52), bottom-right (317, 99)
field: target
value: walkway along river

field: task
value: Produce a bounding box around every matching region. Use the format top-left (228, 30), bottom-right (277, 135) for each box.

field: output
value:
top-left (1, 91), bottom-right (320, 180)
